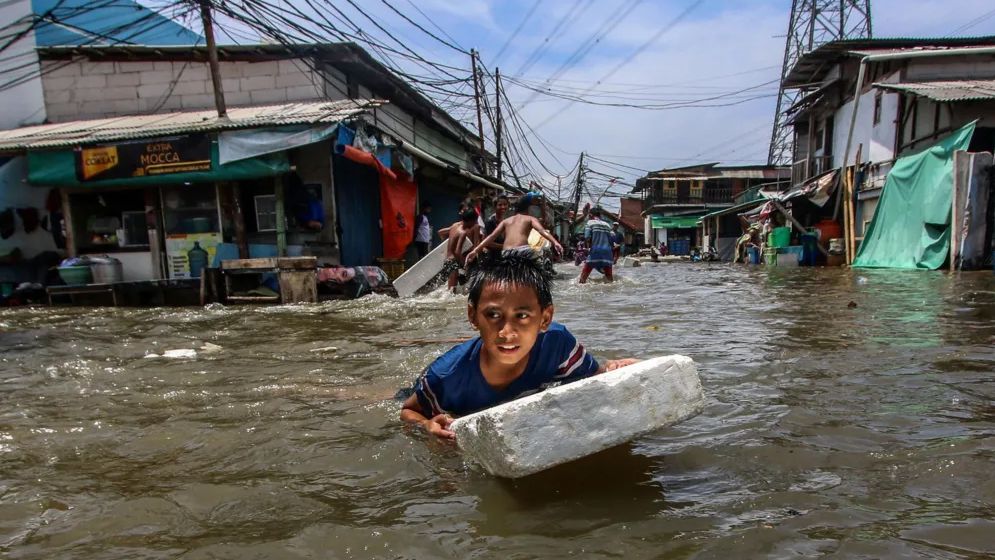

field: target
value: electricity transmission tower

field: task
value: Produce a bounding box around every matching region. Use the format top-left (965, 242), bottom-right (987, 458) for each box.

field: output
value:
top-left (767, 0), bottom-right (872, 166)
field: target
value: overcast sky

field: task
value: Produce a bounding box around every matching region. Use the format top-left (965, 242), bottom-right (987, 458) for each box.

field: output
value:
top-left (192, 0), bottom-right (995, 205)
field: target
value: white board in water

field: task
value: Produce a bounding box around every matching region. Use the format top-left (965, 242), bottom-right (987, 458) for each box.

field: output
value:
top-left (393, 238), bottom-right (470, 298)
top-left (451, 355), bottom-right (704, 478)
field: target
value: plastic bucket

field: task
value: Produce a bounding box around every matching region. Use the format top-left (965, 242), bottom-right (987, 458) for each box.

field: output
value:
top-left (769, 227), bottom-right (791, 248)
top-left (747, 246), bottom-right (761, 264)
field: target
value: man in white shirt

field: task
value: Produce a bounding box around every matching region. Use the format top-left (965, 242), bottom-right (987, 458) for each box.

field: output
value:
top-left (413, 201), bottom-right (432, 259)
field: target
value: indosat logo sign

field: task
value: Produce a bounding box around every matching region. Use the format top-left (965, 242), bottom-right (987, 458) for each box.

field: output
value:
top-left (76, 135), bottom-right (212, 181)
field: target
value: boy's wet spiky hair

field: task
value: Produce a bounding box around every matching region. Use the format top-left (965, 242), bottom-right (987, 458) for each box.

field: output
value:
top-left (467, 251), bottom-right (554, 308)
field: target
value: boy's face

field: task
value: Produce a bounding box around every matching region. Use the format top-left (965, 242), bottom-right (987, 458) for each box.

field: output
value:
top-left (496, 199), bottom-right (509, 215)
top-left (468, 281), bottom-right (553, 368)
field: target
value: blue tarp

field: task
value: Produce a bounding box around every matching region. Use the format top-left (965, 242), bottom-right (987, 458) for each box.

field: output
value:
top-left (32, 0), bottom-right (202, 47)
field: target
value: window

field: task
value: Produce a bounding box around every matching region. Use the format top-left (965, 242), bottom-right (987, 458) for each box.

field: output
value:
top-left (873, 91), bottom-right (883, 125)
top-left (254, 195), bottom-right (277, 232)
top-left (815, 127), bottom-right (824, 150)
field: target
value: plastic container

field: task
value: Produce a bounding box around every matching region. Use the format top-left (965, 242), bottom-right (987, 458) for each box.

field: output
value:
top-left (769, 226), bottom-right (791, 248)
top-left (776, 246), bottom-right (803, 267)
top-left (814, 219), bottom-right (842, 247)
top-left (800, 234), bottom-right (818, 266)
top-left (747, 246), bottom-right (761, 264)
top-left (58, 265), bottom-right (92, 285)
top-left (187, 241), bottom-right (209, 278)
top-left (89, 255), bottom-right (123, 283)
top-left (763, 247), bottom-right (777, 266)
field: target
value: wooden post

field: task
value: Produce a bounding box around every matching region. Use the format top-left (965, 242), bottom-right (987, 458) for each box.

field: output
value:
top-left (470, 49), bottom-right (485, 162)
top-left (59, 189), bottom-right (76, 257)
top-left (847, 144), bottom-right (862, 264)
top-left (199, 0), bottom-right (226, 118)
top-left (495, 67), bottom-right (503, 180)
top-left (230, 183), bottom-right (248, 258)
top-left (951, 150), bottom-right (967, 271)
top-left (275, 175), bottom-right (287, 257)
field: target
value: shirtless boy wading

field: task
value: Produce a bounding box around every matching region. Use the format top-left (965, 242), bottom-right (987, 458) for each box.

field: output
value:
top-left (467, 197), bottom-right (563, 262)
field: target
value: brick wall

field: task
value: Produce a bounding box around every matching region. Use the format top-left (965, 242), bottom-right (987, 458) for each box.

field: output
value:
top-left (41, 58), bottom-right (327, 122)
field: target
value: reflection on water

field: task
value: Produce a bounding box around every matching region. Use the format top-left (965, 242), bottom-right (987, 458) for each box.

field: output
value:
top-left (2, 264), bottom-right (995, 558)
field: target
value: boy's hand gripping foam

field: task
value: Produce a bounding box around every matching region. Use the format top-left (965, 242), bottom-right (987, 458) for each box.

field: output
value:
top-left (451, 355), bottom-right (704, 478)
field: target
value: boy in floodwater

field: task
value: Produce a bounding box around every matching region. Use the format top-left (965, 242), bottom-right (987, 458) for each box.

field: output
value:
top-left (438, 209), bottom-right (482, 291)
top-left (466, 196), bottom-right (563, 263)
top-left (400, 251), bottom-right (638, 440)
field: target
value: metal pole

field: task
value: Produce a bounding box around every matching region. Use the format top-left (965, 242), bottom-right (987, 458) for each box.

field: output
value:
top-left (200, 0), bottom-right (227, 118)
top-left (470, 49), bottom-right (485, 162)
top-left (495, 67), bottom-right (503, 181)
top-left (573, 152), bottom-right (585, 217)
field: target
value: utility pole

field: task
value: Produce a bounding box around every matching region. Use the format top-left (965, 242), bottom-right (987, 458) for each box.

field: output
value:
top-left (572, 152), bottom-right (585, 218)
top-left (470, 49), bottom-right (486, 168)
top-left (495, 67), bottom-right (503, 181)
top-left (200, 0), bottom-right (227, 118)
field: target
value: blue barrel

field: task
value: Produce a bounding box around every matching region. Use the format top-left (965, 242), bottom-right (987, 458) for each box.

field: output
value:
top-left (747, 246), bottom-right (760, 264)
top-left (800, 234), bottom-right (818, 266)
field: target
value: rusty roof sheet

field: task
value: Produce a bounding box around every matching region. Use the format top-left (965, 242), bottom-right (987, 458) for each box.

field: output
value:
top-left (0, 99), bottom-right (380, 151)
top-left (873, 79), bottom-right (995, 102)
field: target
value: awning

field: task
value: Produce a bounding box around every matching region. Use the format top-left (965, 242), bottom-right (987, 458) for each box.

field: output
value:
top-left (27, 138), bottom-right (288, 188)
top-left (780, 169), bottom-right (838, 207)
top-left (696, 198), bottom-right (767, 223)
top-left (650, 214), bottom-right (704, 229)
top-left (873, 79), bottom-right (995, 102)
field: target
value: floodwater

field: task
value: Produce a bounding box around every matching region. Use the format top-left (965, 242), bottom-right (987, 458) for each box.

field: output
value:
top-left (1, 263), bottom-right (994, 559)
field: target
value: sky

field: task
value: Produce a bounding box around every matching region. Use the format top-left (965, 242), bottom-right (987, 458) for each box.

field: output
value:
top-left (156, 0), bottom-right (995, 206)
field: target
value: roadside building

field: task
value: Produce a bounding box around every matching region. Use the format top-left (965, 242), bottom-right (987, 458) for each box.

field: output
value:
top-left (633, 163), bottom-right (789, 256)
top-left (0, 30), bottom-right (502, 298)
top-left (782, 36), bottom-right (995, 265)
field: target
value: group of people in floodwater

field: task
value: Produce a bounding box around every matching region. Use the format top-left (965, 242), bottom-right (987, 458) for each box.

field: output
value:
top-left (413, 193), bottom-right (624, 292)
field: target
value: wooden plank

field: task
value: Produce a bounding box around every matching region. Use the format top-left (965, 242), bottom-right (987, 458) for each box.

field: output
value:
top-left (221, 258), bottom-right (278, 270)
top-left (226, 295), bottom-right (281, 302)
top-left (276, 256), bottom-right (318, 270)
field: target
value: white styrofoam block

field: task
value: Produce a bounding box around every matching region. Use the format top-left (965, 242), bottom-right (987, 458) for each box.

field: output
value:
top-left (393, 238), bottom-right (470, 298)
top-left (451, 355), bottom-right (704, 478)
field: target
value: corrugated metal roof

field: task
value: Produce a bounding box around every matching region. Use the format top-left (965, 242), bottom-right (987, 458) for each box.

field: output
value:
top-left (873, 79), bottom-right (995, 102)
top-left (783, 36), bottom-right (995, 88)
top-left (0, 100), bottom-right (380, 151)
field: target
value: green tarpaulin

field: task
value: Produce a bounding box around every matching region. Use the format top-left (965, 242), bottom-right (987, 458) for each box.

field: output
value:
top-left (26, 141), bottom-right (289, 188)
top-left (853, 121), bottom-right (975, 270)
top-left (651, 215), bottom-right (702, 229)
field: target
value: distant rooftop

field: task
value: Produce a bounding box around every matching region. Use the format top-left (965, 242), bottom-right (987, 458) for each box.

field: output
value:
top-left (32, 0), bottom-right (202, 47)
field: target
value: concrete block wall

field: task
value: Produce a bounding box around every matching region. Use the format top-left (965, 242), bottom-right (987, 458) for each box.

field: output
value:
top-left (41, 57), bottom-right (326, 122)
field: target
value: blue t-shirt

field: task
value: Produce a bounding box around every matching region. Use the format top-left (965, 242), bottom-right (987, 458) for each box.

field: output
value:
top-left (414, 322), bottom-right (600, 417)
top-left (585, 218), bottom-right (614, 266)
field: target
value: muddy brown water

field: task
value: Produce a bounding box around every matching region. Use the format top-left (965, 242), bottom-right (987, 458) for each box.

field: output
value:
top-left (1, 263), bottom-right (994, 559)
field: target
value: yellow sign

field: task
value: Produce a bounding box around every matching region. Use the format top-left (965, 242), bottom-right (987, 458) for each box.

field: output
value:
top-left (79, 146), bottom-right (120, 180)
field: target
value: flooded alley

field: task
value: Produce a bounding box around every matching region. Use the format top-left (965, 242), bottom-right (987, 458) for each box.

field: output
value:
top-left (2, 263), bottom-right (994, 559)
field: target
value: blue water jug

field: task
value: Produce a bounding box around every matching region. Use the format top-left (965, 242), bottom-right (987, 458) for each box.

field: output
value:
top-left (187, 241), bottom-right (209, 278)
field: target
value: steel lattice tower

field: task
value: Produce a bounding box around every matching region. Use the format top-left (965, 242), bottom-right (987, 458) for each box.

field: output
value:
top-left (767, 0), bottom-right (872, 166)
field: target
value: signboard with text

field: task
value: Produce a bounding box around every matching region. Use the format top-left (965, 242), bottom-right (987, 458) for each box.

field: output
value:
top-left (76, 135), bottom-right (212, 182)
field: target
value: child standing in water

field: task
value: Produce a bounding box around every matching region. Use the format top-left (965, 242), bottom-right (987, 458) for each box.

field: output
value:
top-left (400, 252), bottom-right (637, 439)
